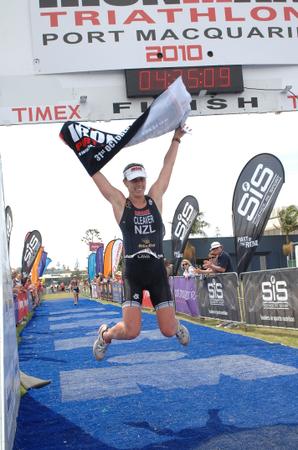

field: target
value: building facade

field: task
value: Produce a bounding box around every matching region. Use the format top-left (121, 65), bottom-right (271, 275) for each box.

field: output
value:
top-left (163, 234), bottom-right (298, 273)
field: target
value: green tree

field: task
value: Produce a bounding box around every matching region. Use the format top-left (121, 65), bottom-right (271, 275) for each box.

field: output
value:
top-left (81, 229), bottom-right (102, 246)
top-left (190, 212), bottom-right (210, 236)
top-left (275, 205), bottom-right (298, 243)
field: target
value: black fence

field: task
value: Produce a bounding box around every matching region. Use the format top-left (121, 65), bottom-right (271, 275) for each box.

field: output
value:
top-left (91, 267), bottom-right (298, 329)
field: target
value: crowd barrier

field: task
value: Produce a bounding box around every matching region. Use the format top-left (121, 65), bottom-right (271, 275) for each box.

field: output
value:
top-left (241, 267), bottom-right (298, 328)
top-left (90, 267), bottom-right (298, 329)
top-left (13, 289), bottom-right (42, 325)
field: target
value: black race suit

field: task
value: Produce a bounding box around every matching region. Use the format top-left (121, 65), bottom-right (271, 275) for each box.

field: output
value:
top-left (119, 196), bottom-right (173, 310)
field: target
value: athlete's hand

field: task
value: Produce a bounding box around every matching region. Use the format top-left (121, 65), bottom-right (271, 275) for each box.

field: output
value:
top-left (174, 123), bottom-right (191, 141)
top-left (181, 123), bottom-right (192, 135)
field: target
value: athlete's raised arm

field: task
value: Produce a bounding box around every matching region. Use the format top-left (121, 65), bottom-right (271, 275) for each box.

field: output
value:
top-left (92, 171), bottom-right (126, 224)
top-left (148, 126), bottom-right (187, 212)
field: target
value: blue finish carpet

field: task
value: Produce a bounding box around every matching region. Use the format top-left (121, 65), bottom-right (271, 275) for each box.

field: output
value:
top-left (14, 298), bottom-right (298, 449)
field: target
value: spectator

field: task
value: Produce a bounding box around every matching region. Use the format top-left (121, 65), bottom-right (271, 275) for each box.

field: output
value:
top-left (195, 252), bottom-right (217, 275)
top-left (24, 276), bottom-right (38, 307)
top-left (204, 241), bottom-right (234, 273)
top-left (12, 270), bottom-right (22, 295)
top-left (181, 259), bottom-right (196, 278)
top-left (114, 271), bottom-right (123, 284)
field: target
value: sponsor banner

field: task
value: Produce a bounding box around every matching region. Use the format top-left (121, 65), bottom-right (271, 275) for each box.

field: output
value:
top-left (0, 159), bottom-right (20, 450)
top-left (171, 195), bottom-right (199, 275)
top-left (242, 268), bottom-right (298, 328)
top-left (87, 252), bottom-right (97, 282)
top-left (96, 245), bottom-right (104, 275)
top-left (111, 239), bottom-right (123, 277)
top-left (60, 76), bottom-right (191, 175)
top-left (232, 153), bottom-right (285, 274)
top-left (43, 257), bottom-right (52, 275)
top-left (38, 250), bottom-right (48, 277)
top-left (89, 242), bottom-right (103, 252)
top-left (31, 246), bottom-right (44, 285)
top-left (103, 240), bottom-right (115, 278)
top-left (5, 206), bottom-right (13, 252)
top-left (30, 2), bottom-right (298, 74)
top-left (171, 276), bottom-right (199, 318)
top-left (196, 272), bottom-right (241, 322)
top-left (21, 230), bottom-right (42, 280)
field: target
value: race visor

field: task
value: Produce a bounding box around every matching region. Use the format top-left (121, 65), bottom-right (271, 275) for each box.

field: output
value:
top-left (123, 164), bottom-right (147, 181)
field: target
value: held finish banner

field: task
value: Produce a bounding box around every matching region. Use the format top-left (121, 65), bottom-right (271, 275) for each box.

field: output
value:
top-left (232, 153), bottom-right (285, 274)
top-left (60, 76), bottom-right (191, 175)
top-left (171, 195), bottom-right (199, 276)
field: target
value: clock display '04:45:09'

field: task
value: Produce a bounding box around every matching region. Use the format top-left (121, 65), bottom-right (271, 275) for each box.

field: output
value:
top-left (125, 66), bottom-right (244, 97)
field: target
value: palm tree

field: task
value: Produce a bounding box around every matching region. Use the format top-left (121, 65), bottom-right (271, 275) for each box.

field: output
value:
top-left (81, 229), bottom-right (102, 246)
top-left (275, 205), bottom-right (298, 255)
top-left (190, 212), bottom-right (210, 236)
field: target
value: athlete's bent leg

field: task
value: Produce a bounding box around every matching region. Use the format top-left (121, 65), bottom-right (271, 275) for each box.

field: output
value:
top-left (103, 306), bottom-right (142, 343)
top-left (93, 306), bottom-right (142, 361)
top-left (156, 305), bottom-right (178, 337)
top-left (156, 306), bottom-right (190, 346)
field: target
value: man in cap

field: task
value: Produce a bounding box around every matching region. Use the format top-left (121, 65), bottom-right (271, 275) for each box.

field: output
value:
top-left (204, 241), bottom-right (234, 273)
top-left (92, 126), bottom-right (190, 361)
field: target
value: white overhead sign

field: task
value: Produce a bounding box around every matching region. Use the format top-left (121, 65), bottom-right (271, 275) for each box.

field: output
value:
top-left (30, 1), bottom-right (298, 74)
top-left (1, 65), bottom-right (298, 125)
top-left (1, 1), bottom-right (298, 124)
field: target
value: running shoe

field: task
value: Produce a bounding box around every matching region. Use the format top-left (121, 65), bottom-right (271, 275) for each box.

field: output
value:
top-left (176, 322), bottom-right (190, 346)
top-left (93, 324), bottom-right (109, 361)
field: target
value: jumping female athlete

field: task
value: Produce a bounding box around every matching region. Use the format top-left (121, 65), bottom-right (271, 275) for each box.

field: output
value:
top-left (92, 126), bottom-right (190, 360)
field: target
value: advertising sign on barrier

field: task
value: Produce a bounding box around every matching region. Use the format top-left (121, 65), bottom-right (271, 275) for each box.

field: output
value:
top-left (196, 273), bottom-right (241, 322)
top-left (171, 276), bottom-right (199, 318)
top-left (242, 268), bottom-right (298, 328)
top-left (112, 282), bottom-right (123, 304)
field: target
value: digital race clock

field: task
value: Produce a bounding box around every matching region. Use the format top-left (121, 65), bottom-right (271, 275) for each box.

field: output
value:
top-left (125, 66), bottom-right (244, 97)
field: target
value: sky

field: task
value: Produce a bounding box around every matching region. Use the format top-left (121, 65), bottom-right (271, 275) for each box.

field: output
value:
top-left (0, 111), bottom-right (297, 271)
